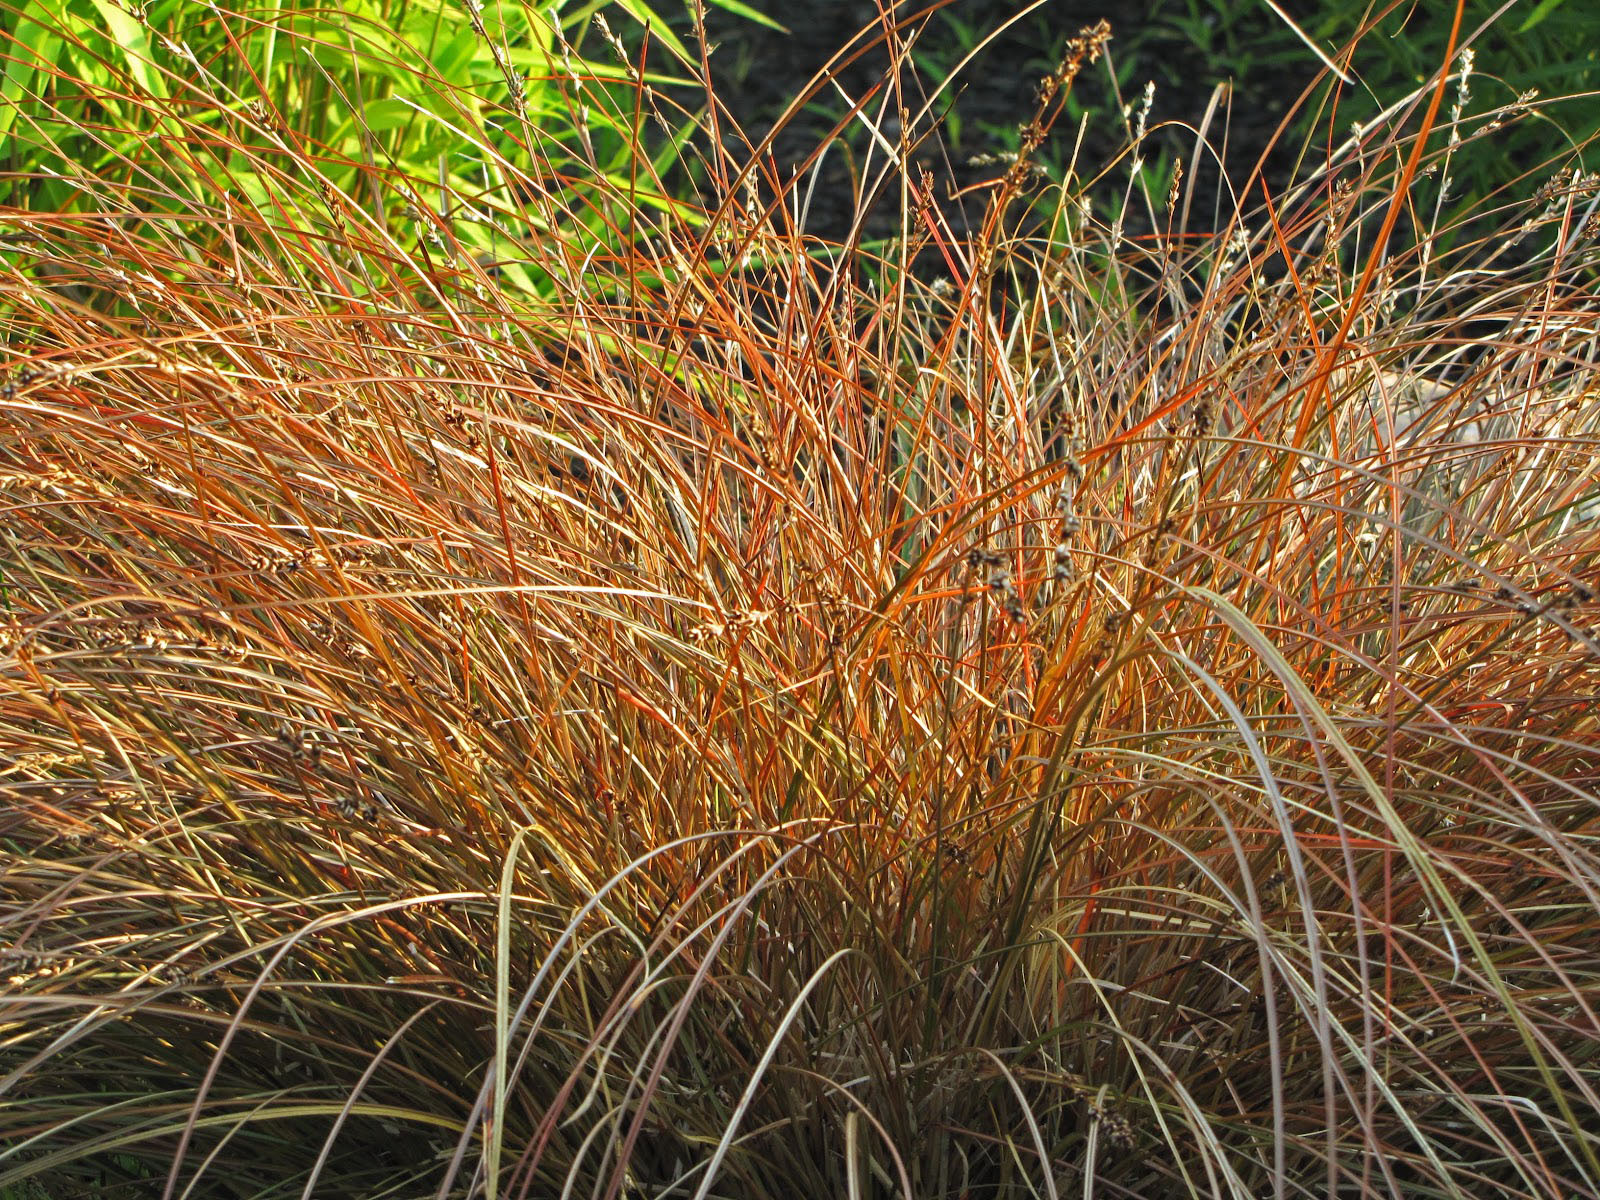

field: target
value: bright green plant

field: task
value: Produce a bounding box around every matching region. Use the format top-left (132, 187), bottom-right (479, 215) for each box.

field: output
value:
top-left (0, 0), bottom-right (775, 290)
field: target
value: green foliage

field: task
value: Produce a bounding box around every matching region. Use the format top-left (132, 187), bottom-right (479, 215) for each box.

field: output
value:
top-left (0, 0), bottom-right (722, 285)
top-left (1306, 0), bottom-right (1599, 219)
top-left (898, 0), bottom-right (1598, 236)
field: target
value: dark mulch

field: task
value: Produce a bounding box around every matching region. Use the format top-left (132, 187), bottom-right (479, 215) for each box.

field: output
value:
top-left (669, 0), bottom-right (1333, 245)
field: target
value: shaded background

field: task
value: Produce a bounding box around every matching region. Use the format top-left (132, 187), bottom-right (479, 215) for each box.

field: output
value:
top-left (668, 0), bottom-right (1600, 244)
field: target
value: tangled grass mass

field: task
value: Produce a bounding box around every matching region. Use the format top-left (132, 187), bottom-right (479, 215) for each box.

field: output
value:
top-left (3, 2), bottom-right (1600, 1197)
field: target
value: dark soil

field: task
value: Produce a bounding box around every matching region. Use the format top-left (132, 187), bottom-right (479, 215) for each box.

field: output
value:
top-left (670, 0), bottom-right (1335, 245)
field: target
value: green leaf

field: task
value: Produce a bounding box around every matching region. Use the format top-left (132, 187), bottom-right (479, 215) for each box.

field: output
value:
top-left (703, 0), bottom-right (786, 33)
top-left (603, 0), bottom-right (695, 66)
top-left (430, 26), bottom-right (483, 86)
top-left (0, 3), bottom-right (62, 140)
top-left (344, 95), bottom-right (427, 134)
top-left (87, 0), bottom-right (165, 99)
top-left (1517, 0), bottom-right (1569, 34)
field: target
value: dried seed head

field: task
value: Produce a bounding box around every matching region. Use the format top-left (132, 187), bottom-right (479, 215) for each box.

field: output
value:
top-left (1104, 1110), bottom-right (1136, 1152)
top-left (333, 795), bottom-right (380, 822)
top-left (1052, 542), bottom-right (1076, 584)
top-left (1131, 80), bottom-right (1156, 144)
top-left (275, 726), bottom-right (324, 767)
top-left (817, 583), bottom-right (848, 649)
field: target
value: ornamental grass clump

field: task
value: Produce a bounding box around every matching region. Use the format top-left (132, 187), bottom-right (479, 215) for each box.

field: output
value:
top-left (3, 4), bottom-right (1600, 1198)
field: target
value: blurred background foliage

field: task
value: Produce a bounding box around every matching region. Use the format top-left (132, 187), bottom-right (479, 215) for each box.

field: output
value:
top-left (4, 0), bottom-right (1594, 241)
top-left (0, 0), bottom-right (775, 287)
top-left (680, 0), bottom-right (1599, 243)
